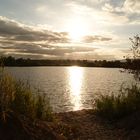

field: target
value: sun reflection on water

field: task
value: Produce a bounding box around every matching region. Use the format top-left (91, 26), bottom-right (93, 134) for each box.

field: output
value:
top-left (69, 66), bottom-right (83, 111)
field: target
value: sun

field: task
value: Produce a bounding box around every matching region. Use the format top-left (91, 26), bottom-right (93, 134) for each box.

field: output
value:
top-left (68, 25), bottom-right (86, 42)
top-left (65, 19), bottom-right (89, 42)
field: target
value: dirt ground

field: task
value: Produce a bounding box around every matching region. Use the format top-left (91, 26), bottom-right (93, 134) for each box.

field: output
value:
top-left (1, 109), bottom-right (140, 140)
top-left (56, 109), bottom-right (140, 140)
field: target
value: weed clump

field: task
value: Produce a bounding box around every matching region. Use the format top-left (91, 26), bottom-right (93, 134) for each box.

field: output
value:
top-left (0, 71), bottom-right (53, 122)
top-left (94, 84), bottom-right (140, 120)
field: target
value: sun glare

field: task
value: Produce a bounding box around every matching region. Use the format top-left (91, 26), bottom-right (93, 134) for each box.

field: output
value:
top-left (65, 19), bottom-right (89, 42)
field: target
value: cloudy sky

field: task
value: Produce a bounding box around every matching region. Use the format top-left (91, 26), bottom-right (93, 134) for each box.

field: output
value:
top-left (0, 0), bottom-right (139, 60)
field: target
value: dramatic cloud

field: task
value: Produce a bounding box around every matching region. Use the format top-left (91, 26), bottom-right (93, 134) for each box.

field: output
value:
top-left (0, 16), bottom-right (117, 60)
top-left (0, 16), bottom-right (69, 43)
top-left (83, 35), bottom-right (112, 43)
top-left (0, 0), bottom-right (139, 60)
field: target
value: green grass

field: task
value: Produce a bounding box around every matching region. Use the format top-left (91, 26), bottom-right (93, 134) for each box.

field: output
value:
top-left (0, 70), bottom-right (53, 122)
top-left (94, 84), bottom-right (140, 120)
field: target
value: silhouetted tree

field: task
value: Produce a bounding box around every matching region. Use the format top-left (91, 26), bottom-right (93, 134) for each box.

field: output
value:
top-left (129, 35), bottom-right (140, 59)
top-left (128, 35), bottom-right (140, 81)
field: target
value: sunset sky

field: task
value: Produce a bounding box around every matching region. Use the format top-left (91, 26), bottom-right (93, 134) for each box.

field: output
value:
top-left (0, 0), bottom-right (139, 60)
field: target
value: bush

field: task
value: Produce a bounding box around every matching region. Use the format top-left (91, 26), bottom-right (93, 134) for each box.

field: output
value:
top-left (94, 84), bottom-right (140, 120)
top-left (0, 71), bottom-right (53, 122)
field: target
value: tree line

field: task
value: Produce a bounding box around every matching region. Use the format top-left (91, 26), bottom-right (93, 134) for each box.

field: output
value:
top-left (0, 55), bottom-right (138, 68)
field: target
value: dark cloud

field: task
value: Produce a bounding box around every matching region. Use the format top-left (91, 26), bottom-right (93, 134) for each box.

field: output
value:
top-left (82, 35), bottom-right (112, 43)
top-left (1, 52), bottom-right (56, 59)
top-left (0, 16), bottom-right (69, 43)
top-left (0, 42), bottom-right (97, 57)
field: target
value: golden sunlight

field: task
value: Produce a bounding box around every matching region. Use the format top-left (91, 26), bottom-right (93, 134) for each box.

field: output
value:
top-left (69, 66), bottom-right (84, 110)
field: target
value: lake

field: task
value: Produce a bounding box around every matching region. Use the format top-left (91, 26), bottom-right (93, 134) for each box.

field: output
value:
top-left (5, 66), bottom-right (136, 113)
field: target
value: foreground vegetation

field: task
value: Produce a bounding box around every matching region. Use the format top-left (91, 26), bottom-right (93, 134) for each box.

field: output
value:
top-left (95, 84), bottom-right (140, 120)
top-left (0, 70), bottom-right (79, 140)
top-left (0, 70), bottom-right (52, 122)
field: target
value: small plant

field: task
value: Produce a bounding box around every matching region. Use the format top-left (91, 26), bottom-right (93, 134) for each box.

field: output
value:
top-left (94, 84), bottom-right (140, 120)
top-left (0, 71), bottom-right (53, 123)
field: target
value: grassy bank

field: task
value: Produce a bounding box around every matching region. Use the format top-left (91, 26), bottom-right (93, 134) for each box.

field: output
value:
top-left (0, 70), bottom-right (81, 140)
top-left (0, 71), bottom-right (53, 122)
top-left (0, 70), bottom-right (59, 140)
top-left (0, 71), bottom-right (78, 140)
top-left (94, 84), bottom-right (140, 120)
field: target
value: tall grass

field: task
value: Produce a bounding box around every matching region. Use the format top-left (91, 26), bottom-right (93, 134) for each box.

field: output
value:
top-left (94, 84), bottom-right (140, 120)
top-left (0, 70), bottom-right (53, 122)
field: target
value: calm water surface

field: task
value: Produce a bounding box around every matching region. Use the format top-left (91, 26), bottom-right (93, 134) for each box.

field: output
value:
top-left (6, 67), bottom-right (136, 112)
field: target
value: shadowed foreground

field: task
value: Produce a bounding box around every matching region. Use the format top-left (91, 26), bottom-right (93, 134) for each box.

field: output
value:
top-left (0, 113), bottom-right (66, 140)
top-left (56, 109), bottom-right (140, 140)
top-left (0, 109), bottom-right (140, 140)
